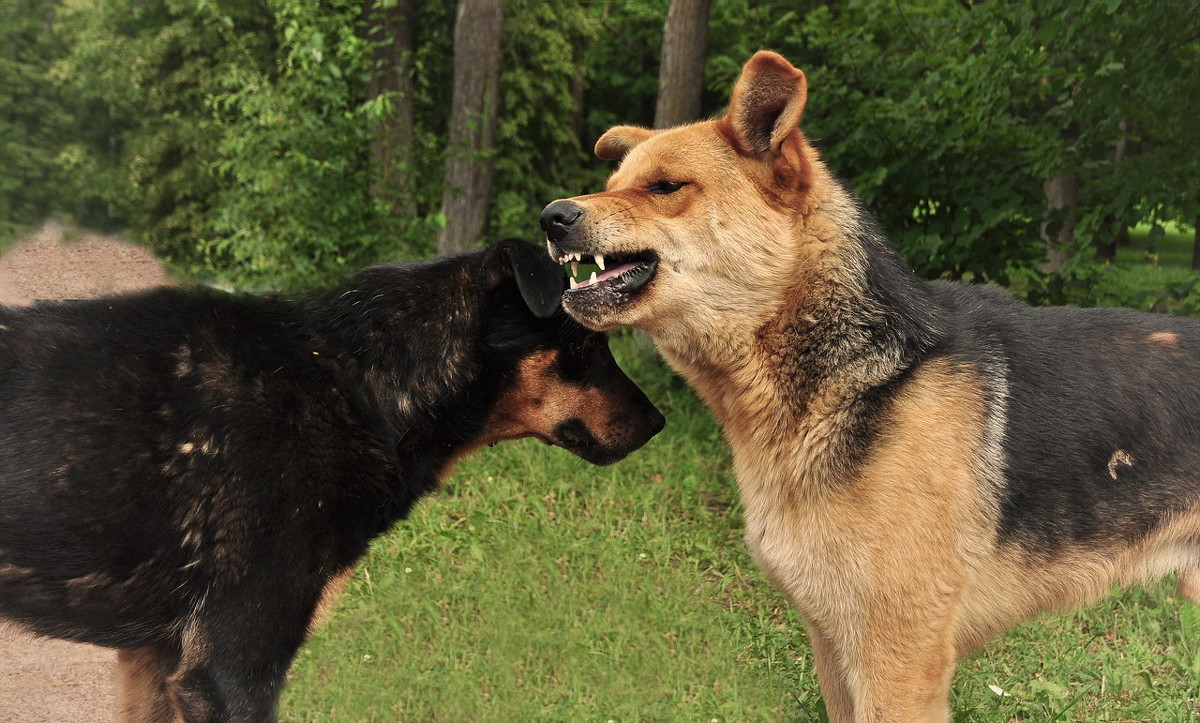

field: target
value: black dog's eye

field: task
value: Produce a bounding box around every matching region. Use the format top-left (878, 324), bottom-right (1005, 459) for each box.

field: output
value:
top-left (648, 180), bottom-right (688, 195)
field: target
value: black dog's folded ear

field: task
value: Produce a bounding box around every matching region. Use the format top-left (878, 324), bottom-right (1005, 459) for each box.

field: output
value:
top-left (498, 238), bottom-right (565, 318)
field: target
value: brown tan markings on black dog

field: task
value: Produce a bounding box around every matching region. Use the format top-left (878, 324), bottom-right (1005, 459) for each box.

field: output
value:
top-left (0, 238), bottom-right (663, 722)
top-left (541, 50), bottom-right (1200, 721)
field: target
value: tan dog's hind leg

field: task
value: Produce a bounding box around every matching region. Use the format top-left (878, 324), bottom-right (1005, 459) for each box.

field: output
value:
top-left (116, 646), bottom-right (180, 723)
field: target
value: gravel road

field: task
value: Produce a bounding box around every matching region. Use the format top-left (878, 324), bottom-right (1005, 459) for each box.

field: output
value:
top-left (0, 222), bottom-right (171, 722)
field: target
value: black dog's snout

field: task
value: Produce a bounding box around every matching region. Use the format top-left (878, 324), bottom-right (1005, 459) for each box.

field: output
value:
top-left (648, 407), bottom-right (666, 437)
top-left (540, 200), bottom-right (583, 244)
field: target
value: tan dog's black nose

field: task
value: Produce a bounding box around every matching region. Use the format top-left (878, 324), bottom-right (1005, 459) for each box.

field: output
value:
top-left (540, 200), bottom-right (583, 245)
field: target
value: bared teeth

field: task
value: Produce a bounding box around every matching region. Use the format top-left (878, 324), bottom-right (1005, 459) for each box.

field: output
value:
top-left (560, 252), bottom-right (620, 287)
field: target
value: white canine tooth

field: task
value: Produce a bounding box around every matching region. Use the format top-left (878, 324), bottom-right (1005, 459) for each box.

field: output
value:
top-left (589, 271), bottom-right (598, 285)
top-left (546, 239), bottom-right (554, 257)
top-left (574, 252), bottom-right (582, 263)
top-left (569, 277), bottom-right (578, 290)
top-left (595, 254), bottom-right (605, 270)
top-left (571, 260), bottom-right (579, 277)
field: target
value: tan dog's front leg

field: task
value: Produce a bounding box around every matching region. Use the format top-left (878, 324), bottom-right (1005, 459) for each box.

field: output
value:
top-left (808, 623), bottom-right (855, 722)
top-left (843, 624), bottom-right (956, 723)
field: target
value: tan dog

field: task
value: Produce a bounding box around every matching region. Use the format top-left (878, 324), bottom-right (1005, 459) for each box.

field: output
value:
top-left (539, 51), bottom-right (1200, 721)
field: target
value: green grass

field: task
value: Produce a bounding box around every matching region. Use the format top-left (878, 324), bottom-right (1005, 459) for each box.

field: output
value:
top-left (1121, 221), bottom-right (1197, 270)
top-left (281, 334), bottom-right (1200, 721)
top-left (282, 340), bottom-right (812, 720)
top-left (1088, 222), bottom-right (1200, 315)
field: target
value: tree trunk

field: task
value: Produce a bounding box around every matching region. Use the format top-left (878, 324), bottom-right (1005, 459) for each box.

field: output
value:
top-left (364, 0), bottom-right (416, 220)
top-left (1192, 212), bottom-right (1200, 272)
top-left (1096, 118), bottom-right (1129, 262)
top-left (436, 0), bottom-right (503, 255)
top-left (1039, 173), bottom-right (1080, 274)
top-left (654, 0), bottom-right (710, 129)
top-left (570, 67), bottom-right (586, 144)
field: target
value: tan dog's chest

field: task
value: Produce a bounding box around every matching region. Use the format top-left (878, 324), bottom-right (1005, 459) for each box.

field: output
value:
top-left (700, 354), bottom-right (1003, 629)
top-left (738, 474), bottom-right (869, 620)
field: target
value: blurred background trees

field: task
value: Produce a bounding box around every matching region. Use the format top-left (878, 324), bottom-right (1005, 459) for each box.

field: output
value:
top-left (1, 0), bottom-right (1197, 292)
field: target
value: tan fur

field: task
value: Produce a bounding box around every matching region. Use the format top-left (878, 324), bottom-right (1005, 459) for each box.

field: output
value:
top-left (1147, 330), bottom-right (1179, 347)
top-left (116, 647), bottom-right (180, 723)
top-left (308, 566), bottom-right (356, 636)
top-left (548, 50), bottom-right (1200, 721)
top-left (734, 358), bottom-right (984, 720)
top-left (482, 349), bottom-right (640, 454)
top-left (443, 350), bottom-right (593, 475)
top-left (482, 351), bottom-right (570, 444)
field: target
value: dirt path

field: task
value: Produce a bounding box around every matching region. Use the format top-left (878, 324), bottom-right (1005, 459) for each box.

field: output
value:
top-left (0, 223), bottom-right (170, 306)
top-left (0, 222), bottom-right (172, 721)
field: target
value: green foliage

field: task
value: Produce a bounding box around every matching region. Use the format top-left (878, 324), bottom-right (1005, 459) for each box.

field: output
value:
top-left (810, 1), bottom-right (1053, 282)
top-left (1031, 0), bottom-right (1200, 280)
top-left (1017, 221), bottom-right (1200, 313)
top-left (53, 0), bottom-right (265, 276)
top-left (200, 0), bottom-right (382, 286)
top-left (44, 0), bottom-right (458, 288)
top-left (694, 1), bottom-right (1055, 283)
top-left (3, 0), bottom-right (1197, 291)
top-left (698, 0), bottom-right (1200, 290)
top-left (0, 0), bottom-right (97, 239)
top-left (488, 0), bottom-right (599, 240)
top-left (578, 0), bottom-right (667, 134)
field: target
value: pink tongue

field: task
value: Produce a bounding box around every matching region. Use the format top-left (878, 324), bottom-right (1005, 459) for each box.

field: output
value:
top-left (596, 262), bottom-right (639, 284)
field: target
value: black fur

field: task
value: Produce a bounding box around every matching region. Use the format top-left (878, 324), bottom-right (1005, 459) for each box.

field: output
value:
top-left (926, 282), bottom-right (1200, 550)
top-left (0, 239), bottom-right (663, 721)
top-left (832, 223), bottom-right (1200, 553)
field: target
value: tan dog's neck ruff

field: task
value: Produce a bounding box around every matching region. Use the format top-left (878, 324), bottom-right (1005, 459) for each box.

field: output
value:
top-left (652, 170), bottom-right (902, 483)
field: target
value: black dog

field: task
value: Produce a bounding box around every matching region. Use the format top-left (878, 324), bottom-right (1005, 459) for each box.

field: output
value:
top-left (0, 238), bottom-right (664, 722)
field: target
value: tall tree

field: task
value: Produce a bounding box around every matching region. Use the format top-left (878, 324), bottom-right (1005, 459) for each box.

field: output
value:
top-left (1193, 207), bottom-right (1200, 272)
top-left (654, 0), bottom-right (710, 129)
top-left (1040, 173), bottom-right (1080, 274)
top-left (437, 0), bottom-right (503, 255)
top-left (364, 0), bottom-right (417, 220)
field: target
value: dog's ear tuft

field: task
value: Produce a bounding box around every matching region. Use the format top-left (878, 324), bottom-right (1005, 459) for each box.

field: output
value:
top-left (498, 238), bottom-right (564, 318)
top-left (595, 126), bottom-right (655, 161)
top-left (721, 51), bottom-right (807, 158)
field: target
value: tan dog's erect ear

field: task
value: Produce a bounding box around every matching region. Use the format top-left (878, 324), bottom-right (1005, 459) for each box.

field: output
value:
top-left (721, 51), bottom-right (808, 157)
top-left (595, 125), bottom-right (655, 161)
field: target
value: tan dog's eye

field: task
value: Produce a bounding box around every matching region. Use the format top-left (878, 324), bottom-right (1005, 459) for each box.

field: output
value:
top-left (648, 180), bottom-right (688, 195)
